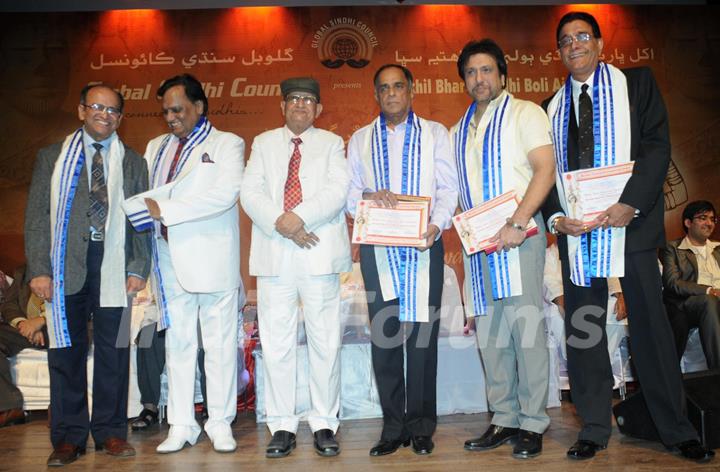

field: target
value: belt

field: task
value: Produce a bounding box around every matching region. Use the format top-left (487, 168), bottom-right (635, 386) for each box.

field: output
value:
top-left (90, 230), bottom-right (105, 242)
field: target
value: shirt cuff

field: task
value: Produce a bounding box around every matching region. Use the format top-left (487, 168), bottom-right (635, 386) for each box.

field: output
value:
top-left (547, 212), bottom-right (565, 234)
top-left (9, 317), bottom-right (27, 329)
top-left (127, 272), bottom-right (145, 280)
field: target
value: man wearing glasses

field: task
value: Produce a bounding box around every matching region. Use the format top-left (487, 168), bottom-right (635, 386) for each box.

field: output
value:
top-left (543, 11), bottom-right (714, 462)
top-left (346, 64), bottom-right (458, 457)
top-left (25, 84), bottom-right (150, 466)
top-left (242, 77), bottom-right (351, 458)
top-left (662, 200), bottom-right (720, 370)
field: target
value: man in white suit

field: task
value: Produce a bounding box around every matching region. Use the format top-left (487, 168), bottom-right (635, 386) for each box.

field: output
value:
top-left (241, 77), bottom-right (351, 458)
top-left (138, 74), bottom-right (244, 454)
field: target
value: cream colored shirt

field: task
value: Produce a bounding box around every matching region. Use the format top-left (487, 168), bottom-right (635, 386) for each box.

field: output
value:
top-left (679, 237), bottom-right (720, 290)
top-left (463, 90), bottom-right (552, 197)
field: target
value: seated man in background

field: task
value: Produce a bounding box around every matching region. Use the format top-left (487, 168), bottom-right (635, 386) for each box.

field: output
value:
top-left (661, 200), bottom-right (720, 369)
top-left (130, 286), bottom-right (211, 431)
top-left (130, 286), bottom-right (164, 431)
top-left (543, 241), bottom-right (629, 396)
top-left (0, 265), bottom-right (46, 427)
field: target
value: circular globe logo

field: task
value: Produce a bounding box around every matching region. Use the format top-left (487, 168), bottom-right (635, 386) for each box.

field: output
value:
top-left (332, 37), bottom-right (359, 60)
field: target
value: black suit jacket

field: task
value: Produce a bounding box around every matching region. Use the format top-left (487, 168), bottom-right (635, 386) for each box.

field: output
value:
top-left (661, 238), bottom-right (720, 311)
top-left (542, 67), bottom-right (670, 260)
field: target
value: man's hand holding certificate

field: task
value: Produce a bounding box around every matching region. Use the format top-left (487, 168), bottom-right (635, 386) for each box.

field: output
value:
top-left (452, 191), bottom-right (538, 256)
top-left (352, 192), bottom-right (434, 249)
top-left (556, 162), bottom-right (635, 235)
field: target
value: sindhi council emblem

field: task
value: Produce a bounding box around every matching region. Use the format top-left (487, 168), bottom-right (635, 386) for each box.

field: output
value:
top-left (312, 17), bottom-right (378, 69)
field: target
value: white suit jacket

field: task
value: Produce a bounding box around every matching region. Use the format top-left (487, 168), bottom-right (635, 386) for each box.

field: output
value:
top-left (145, 126), bottom-right (244, 293)
top-left (241, 126), bottom-right (351, 277)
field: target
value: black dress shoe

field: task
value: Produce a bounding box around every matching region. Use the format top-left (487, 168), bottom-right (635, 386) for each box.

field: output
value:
top-left (512, 430), bottom-right (542, 459)
top-left (411, 435), bottom-right (434, 455)
top-left (313, 429), bottom-right (340, 457)
top-left (130, 408), bottom-right (159, 431)
top-left (266, 430), bottom-right (296, 458)
top-left (673, 440), bottom-right (715, 462)
top-left (369, 438), bottom-right (411, 456)
top-left (465, 425), bottom-right (519, 451)
top-left (47, 443), bottom-right (86, 467)
top-left (567, 440), bottom-right (606, 460)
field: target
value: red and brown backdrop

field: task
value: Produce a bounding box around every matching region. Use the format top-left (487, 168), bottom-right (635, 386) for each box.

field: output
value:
top-left (1, 4), bottom-right (718, 293)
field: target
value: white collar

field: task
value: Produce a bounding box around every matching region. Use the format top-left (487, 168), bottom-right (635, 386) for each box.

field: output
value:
top-left (571, 73), bottom-right (595, 96)
top-left (283, 124), bottom-right (315, 142)
top-left (678, 236), bottom-right (720, 253)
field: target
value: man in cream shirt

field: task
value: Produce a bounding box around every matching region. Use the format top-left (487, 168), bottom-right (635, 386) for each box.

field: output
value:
top-left (662, 200), bottom-right (720, 369)
top-left (241, 77), bottom-right (350, 458)
top-left (451, 39), bottom-right (556, 460)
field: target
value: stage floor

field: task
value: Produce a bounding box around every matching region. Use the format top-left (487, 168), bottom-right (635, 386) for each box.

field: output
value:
top-left (0, 402), bottom-right (716, 471)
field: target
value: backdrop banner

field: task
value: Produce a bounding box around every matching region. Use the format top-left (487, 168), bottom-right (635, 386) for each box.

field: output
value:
top-left (1, 5), bottom-right (718, 293)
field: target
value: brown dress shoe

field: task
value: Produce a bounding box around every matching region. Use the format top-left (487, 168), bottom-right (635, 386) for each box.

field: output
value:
top-left (0, 408), bottom-right (25, 427)
top-left (96, 437), bottom-right (136, 457)
top-left (47, 443), bottom-right (85, 467)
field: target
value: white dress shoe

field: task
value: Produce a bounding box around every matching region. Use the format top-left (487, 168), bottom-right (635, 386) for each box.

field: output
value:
top-left (156, 426), bottom-right (201, 454)
top-left (207, 425), bottom-right (237, 453)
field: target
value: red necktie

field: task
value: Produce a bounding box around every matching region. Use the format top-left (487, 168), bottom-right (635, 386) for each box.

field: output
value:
top-left (165, 137), bottom-right (188, 184)
top-left (161, 137), bottom-right (188, 240)
top-left (283, 137), bottom-right (303, 211)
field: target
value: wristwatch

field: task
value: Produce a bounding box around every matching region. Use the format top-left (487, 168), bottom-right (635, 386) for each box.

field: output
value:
top-left (549, 215), bottom-right (563, 235)
top-left (505, 218), bottom-right (525, 231)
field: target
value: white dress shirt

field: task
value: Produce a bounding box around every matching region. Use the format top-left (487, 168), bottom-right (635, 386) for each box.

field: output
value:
top-left (346, 117), bottom-right (458, 232)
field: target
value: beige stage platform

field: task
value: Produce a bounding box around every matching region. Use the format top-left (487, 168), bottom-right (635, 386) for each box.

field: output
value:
top-left (0, 402), bottom-right (715, 471)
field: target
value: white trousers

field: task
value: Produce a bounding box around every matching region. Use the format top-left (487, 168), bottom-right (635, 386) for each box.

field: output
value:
top-left (157, 240), bottom-right (238, 436)
top-left (257, 272), bottom-right (342, 434)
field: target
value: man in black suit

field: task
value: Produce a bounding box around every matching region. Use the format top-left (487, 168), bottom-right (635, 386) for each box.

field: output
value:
top-left (25, 84), bottom-right (150, 466)
top-left (661, 200), bottom-right (720, 368)
top-left (543, 11), bottom-right (714, 462)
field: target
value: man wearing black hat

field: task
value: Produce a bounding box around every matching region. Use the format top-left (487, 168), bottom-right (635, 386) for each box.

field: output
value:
top-left (241, 77), bottom-right (351, 458)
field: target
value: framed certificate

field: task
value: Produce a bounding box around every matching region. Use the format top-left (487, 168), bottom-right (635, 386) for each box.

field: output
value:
top-left (562, 162), bottom-right (634, 223)
top-left (352, 195), bottom-right (431, 247)
top-left (452, 190), bottom-right (538, 256)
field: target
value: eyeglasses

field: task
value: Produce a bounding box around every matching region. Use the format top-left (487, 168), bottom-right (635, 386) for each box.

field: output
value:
top-left (558, 32), bottom-right (593, 49)
top-left (693, 214), bottom-right (719, 224)
top-left (82, 102), bottom-right (122, 117)
top-left (285, 95), bottom-right (318, 105)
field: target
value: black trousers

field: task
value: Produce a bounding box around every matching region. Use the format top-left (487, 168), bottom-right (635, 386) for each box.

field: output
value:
top-left (0, 324), bottom-right (37, 411)
top-left (135, 323), bottom-right (165, 406)
top-left (666, 295), bottom-right (720, 370)
top-left (562, 247), bottom-right (698, 446)
top-left (48, 241), bottom-right (130, 448)
top-left (360, 239), bottom-right (443, 440)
